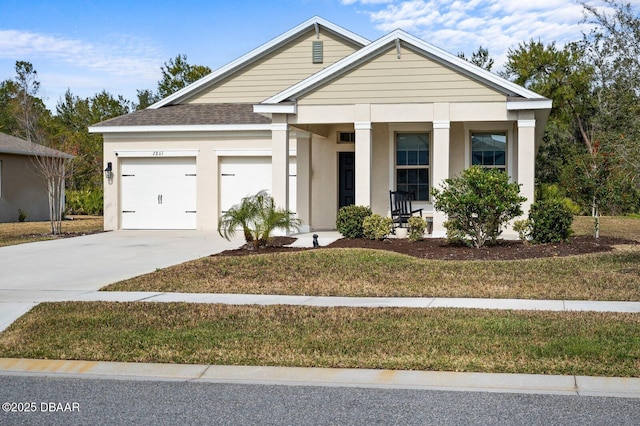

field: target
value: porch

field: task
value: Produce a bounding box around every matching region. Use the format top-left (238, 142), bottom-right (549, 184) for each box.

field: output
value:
top-left (265, 102), bottom-right (543, 237)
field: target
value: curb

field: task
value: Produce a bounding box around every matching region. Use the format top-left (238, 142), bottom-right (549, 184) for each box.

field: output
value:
top-left (1, 358), bottom-right (638, 398)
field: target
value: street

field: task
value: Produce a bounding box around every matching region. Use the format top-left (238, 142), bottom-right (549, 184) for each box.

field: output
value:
top-left (1, 375), bottom-right (638, 425)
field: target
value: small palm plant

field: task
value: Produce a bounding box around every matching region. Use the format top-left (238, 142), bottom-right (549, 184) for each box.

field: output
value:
top-left (218, 190), bottom-right (301, 249)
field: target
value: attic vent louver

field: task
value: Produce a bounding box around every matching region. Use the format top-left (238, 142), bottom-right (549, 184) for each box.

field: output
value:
top-left (312, 41), bottom-right (323, 64)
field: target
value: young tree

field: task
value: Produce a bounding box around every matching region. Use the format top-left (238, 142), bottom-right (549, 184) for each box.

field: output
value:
top-left (30, 142), bottom-right (74, 234)
top-left (14, 61), bottom-right (42, 142)
top-left (431, 166), bottom-right (526, 248)
top-left (502, 38), bottom-right (635, 235)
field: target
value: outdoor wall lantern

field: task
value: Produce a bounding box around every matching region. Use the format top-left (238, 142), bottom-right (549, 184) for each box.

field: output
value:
top-left (104, 162), bottom-right (113, 180)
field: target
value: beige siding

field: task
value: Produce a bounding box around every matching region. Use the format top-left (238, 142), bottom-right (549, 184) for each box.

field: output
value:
top-left (187, 29), bottom-right (360, 104)
top-left (299, 46), bottom-right (506, 105)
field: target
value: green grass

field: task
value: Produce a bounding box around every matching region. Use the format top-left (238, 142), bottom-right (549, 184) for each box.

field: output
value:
top-left (106, 244), bottom-right (640, 301)
top-left (0, 302), bottom-right (638, 377)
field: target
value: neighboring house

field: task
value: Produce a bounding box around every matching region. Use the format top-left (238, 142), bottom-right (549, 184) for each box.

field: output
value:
top-left (0, 132), bottom-right (73, 222)
top-left (89, 16), bottom-right (551, 235)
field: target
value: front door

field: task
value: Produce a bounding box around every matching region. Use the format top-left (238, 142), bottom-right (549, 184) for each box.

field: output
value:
top-left (338, 152), bottom-right (355, 208)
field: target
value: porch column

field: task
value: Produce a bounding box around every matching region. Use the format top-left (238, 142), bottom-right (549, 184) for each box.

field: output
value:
top-left (355, 121), bottom-right (372, 207)
top-left (271, 121), bottom-right (290, 212)
top-left (517, 115), bottom-right (536, 216)
top-left (431, 120), bottom-right (450, 237)
top-left (296, 131), bottom-right (311, 232)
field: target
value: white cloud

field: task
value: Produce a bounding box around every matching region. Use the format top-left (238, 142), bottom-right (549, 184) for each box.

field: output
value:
top-left (349, 0), bottom-right (640, 70)
top-left (0, 29), bottom-right (166, 110)
top-left (0, 30), bottom-right (163, 81)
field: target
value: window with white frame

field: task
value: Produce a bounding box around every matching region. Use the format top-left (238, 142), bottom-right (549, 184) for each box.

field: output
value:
top-left (395, 133), bottom-right (429, 201)
top-left (471, 132), bottom-right (506, 171)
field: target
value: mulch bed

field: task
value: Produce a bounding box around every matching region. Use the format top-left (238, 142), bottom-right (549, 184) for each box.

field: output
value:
top-left (215, 235), bottom-right (638, 261)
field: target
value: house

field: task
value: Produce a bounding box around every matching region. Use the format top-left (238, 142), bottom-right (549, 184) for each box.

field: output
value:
top-left (89, 17), bottom-right (551, 236)
top-left (0, 132), bottom-right (73, 222)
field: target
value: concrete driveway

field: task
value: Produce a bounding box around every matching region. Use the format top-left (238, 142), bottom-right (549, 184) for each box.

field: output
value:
top-left (0, 230), bottom-right (242, 330)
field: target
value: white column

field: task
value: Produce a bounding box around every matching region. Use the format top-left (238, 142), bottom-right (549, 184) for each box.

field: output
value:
top-left (431, 120), bottom-right (450, 237)
top-left (296, 131), bottom-right (311, 232)
top-left (355, 121), bottom-right (372, 207)
top-left (271, 122), bottom-right (289, 212)
top-left (517, 117), bottom-right (536, 216)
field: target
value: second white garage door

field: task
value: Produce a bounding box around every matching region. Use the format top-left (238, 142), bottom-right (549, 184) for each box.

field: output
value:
top-left (220, 156), bottom-right (296, 214)
top-left (120, 157), bottom-right (197, 229)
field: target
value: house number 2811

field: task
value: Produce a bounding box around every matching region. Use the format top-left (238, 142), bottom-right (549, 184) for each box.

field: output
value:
top-left (152, 151), bottom-right (164, 156)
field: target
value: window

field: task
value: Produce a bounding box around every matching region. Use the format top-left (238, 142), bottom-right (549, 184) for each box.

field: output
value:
top-left (338, 132), bottom-right (355, 143)
top-left (471, 132), bottom-right (506, 171)
top-left (396, 133), bottom-right (429, 201)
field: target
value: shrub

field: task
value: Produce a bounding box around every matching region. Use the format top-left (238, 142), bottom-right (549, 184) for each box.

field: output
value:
top-left (336, 205), bottom-right (372, 238)
top-left (17, 209), bottom-right (27, 222)
top-left (408, 216), bottom-right (426, 242)
top-left (362, 214), bottom-right (393, 240)
top-left (218, 190), bottom-right (301, 249)
top-left (65, 189), bottom-right (104, 215)
top-left (431, 166), bottom-right (526, 248)
top-left (512, 219), bottom-right (531, 241)
top-left (537, 183), bottom-right (581, 215)
top-left (529, 199), bottom-right (574, 243)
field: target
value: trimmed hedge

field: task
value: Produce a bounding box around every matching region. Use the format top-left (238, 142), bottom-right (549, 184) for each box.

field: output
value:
top-left (336, 205), bottom-right (372, 238)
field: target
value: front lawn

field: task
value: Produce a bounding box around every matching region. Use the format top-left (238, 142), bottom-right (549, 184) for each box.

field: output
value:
top-left (0, 302), bottom-right (638, 377)
top-left (1, 215), bottom-right (638, 376)
top-left (104, 216), bottom-right (640, 301)
top-left (0, 216), bottom-right (103, 247)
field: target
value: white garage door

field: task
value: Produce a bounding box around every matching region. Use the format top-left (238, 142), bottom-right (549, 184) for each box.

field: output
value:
top-left (120, 157), bottom-right (197, 229)
top-left (220, 156), bottom-right (296, 214)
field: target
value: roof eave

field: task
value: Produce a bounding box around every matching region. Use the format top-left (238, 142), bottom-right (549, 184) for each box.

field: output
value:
top-left (506, 98), bottom-right (553, 110)
top-left (88, 124), bottom-right (273, 134)
top-left (253, 103), bottom-right (297, 114)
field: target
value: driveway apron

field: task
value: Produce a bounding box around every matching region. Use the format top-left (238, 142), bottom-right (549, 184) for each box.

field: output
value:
top-left (0, 230), bottom-right (241, 328)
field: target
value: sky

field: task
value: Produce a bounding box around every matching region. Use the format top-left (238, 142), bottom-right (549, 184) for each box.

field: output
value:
top-left (1, 0), bottom-right (637, 112)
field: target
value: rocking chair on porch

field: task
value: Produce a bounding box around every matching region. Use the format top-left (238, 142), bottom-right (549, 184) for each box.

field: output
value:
top-left (389, 190), bottom-right (423, 230)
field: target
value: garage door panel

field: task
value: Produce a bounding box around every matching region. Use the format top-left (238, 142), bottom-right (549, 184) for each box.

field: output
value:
top-left (220, 157), bottom-right (296, 214)
top-left (121, 157), bottom-right (196, 229)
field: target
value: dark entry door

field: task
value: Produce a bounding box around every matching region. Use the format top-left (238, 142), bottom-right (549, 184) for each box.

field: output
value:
top-left (338, 152), bottom-right (355, 208)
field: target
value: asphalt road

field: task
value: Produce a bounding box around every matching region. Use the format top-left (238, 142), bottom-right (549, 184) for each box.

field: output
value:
top-left (1, 375), bottom-right (639, 425)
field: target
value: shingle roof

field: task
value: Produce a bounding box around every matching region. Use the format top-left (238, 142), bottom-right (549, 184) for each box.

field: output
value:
top-left (91, 103), bottom-right (272, 127)
top-left (0, 132), bottom-right (73, 158)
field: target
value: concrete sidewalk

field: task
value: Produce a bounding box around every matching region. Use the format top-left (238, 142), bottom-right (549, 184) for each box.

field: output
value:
top-left (1, 358), bottom-right (639, 399)
top-left (29, 291), bottom-right (640, 313)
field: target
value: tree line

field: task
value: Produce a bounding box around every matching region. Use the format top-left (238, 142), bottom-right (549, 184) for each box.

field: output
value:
top-left (0, 54), bottom-right (210, 216)
top-left (0, 0), bottom-right (638, 221)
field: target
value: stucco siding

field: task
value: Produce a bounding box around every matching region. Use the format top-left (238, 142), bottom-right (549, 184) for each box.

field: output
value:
top-left (187, 29), bottom-right (361, 104)
top-left (102, 133), bottom-right (299, 231)
top-left (0, 154), bottom-right (50, 222)
top-left (299, 46), bottom-right (506, 105)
